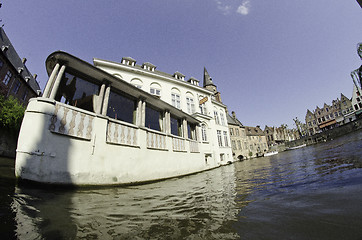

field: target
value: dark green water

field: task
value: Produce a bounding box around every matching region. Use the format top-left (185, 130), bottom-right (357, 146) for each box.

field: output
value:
top-left (1, 130), bottom-right (362, 239)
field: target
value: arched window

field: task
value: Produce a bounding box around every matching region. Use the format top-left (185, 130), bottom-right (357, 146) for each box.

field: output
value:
top-left (171, 88), bottom-right (181, 109)
top-left (199, 95), bottom-right (208, 115)
top-left (201, 123), bottom-right (208, 142)
top-left (130, 78), bottom-right (143, 89)
top-left (186, 92), bottom-right (195, 114)
top-left (150, 82), bottom-right (161, 97)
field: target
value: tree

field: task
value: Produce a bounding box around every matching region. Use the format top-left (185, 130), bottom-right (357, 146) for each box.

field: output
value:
top-left (0, 95), bottom-right (26, 131)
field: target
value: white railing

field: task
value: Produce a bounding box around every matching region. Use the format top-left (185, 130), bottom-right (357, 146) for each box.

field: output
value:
top-left (172, 136), bottom-right (186, 152)
top-left (107, 121), bottom-right (138, 147)
top-left (49, 103), bottom-right (94, 140)
top-left (146, 130), bottom-right (167, 150)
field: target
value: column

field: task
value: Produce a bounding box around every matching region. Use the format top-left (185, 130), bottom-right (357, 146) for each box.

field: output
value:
top-left (49, 65), bottom-right (66, 100)
top-left (96, 83), bottom-right (106, 114)
top-left (101, 85), bottom-right (111, 116)
top-left (43, 63), bottom-right (60, 98)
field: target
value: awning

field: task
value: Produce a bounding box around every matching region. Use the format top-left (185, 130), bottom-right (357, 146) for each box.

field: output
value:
top-left (319, 119), bottom-right (336, 128)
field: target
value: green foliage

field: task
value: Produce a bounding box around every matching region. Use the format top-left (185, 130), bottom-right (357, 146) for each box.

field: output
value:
top-left (248, 151), bottom-right (253, 157)
top-left (0, 95), bottom-right (26, 131)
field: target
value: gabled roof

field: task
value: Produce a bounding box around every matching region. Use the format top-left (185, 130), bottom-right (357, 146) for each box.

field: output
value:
top-left (0, 27), bottom-right (40, 94)
top-left (244, 126), bottom-right (265, 136)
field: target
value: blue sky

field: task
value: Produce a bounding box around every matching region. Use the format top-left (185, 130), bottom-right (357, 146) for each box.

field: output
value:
top-left (2, 1), bottom-right (362, 128)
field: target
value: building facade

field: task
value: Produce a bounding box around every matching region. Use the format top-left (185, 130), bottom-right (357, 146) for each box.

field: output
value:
top-left (244, 126), bottom-right (268, 158)
top-left (93, 56), bottom-right (233, 164)
top-left (351, 83), bottom-right (362, 118)
top-left (304, 91), bottom-right (359, 136)
top-left (0, 27), bottom-right (40, 104)
top-left (227, 111), bottom-right (249, 160)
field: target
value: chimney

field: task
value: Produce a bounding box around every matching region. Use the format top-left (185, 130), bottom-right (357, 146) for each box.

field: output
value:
top-left (232, 111), bottom-right (236, 119)
top-left (22, 58), bottom-right (27, 64)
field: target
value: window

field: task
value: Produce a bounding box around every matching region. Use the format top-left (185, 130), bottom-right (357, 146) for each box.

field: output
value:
top-left (0, 59), bottom-right (3, 69)
top-left (199, 97), bottom-right (207, 115)
top-left (56, 72), bottom-right (100, 112)
top-left (22, 90), bottom-right (28, 101)
top-left (130, 79), bottom-right (143, 89)
top-left (230, 128), bottom-right (234, 136)
top-left (214, 111), bottom-right (220, 125)
top-left (108, 90), bottom-right (136, 124)
top-left (150, 88), bottom-right (161, 97)
top-left (232, 140), bottom-right (237, 150)
top-left (3, 70), bottom-right (12, 85)
top-left (334, 112), bottom-right (338, 117)
top-left (217, 130), bottom-right (222, 147)
top-left (223, 131), bottom-right (229, 147)
top-left (150, 82), bottom-right (161, 97)
top-left (170, 116), bottom-right (182, 136)
top-left (187, 123), bottom-right (196, 140)
top-left (357, 97), bottom-right (361, 102)
top-left (237, 140), bottom-right (242, 150)
top-left (186, 97), bottom-right (195, 114)
top-left (235, 128), bottom-right (239, 136)
top-left (220, 112), bottom-right (225, 125)
top-left (145, 105), bottom-right (163, 131)
top-left (201, 124), bottom-right (207, 142)
top-left (171, 93), bottom-right (181, 109)
top-left (355, 104), bottom-right (358, 110)
top-left (12, 80), bottom-right (21, 94)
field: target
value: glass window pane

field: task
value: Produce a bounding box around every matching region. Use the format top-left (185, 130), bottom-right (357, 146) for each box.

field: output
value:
top-left (107, 90), bottom-right (136, 124)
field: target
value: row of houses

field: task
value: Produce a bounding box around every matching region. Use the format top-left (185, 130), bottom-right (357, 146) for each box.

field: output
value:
top-left (304, 84), bottom-right (362, 136)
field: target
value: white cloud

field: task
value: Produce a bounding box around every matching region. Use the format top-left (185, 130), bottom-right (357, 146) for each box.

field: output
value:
top-left (236, 0), bottom-right (251, 15)
top-left (216, 0), bottom-right (232, 15)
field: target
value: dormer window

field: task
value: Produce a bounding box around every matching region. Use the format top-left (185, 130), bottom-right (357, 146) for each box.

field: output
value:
top-left (18, 67), bottom-right (24, 74)
top-left (173, 71), bottom-right (185, 81)
top-left (142, 62), bottom-right (156, 72)
top-left (188, 77), bottom-right (200, 86)
top-left (1, 45), bottom-right (9, 52)
top-left (121, 57), bottom-right (136, 67)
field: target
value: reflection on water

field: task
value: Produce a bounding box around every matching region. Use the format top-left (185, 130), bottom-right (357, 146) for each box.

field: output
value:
top-left (12, 166), bottom-right (239, 239)
top-left (3, 130), bottom-right (362, 239)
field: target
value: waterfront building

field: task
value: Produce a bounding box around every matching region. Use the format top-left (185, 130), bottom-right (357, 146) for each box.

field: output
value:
top-left (264, 125), bottom-right (299, 146)
top-left (0, 27), bottom-right (41, 104)
top-left (227, 111), bottom-right (249, 160)
top-left (351, 83), bottom-right (362, 118)
top-left (93, 56), bottom-right (233, 165)
top-left (339, 93), bottom-right (354, 124)
top-left (244, 125), bottom-right (268, 158)
top-left (305, 91), bottom-right (358, 136)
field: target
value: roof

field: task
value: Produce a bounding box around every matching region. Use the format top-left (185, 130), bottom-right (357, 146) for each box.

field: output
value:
top-left (244, 126), bottom-right (265, 136)
top-left (46, 51), bottom-right (200, 125)
top-left (93, 57), bottom-right (213, 95)
top-left (203, 67), bottom-right (215, 87)
top-left (0, 27), bottom-right (41, 94)
top-left (226, 113), bottom-right (243, 126)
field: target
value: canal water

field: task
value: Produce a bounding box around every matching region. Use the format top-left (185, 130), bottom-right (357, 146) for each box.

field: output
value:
top-left (1, 130), bottom-right (362, 240)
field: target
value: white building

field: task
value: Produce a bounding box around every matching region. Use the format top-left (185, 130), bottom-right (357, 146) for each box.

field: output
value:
top-left (351, 83), bottom-right (362, 118)
top-left (93, 57), bottom-right (233, 164)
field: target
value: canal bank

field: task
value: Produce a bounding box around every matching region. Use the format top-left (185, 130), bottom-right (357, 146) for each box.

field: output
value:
top-left (0, 128), bottom-right (18, 158)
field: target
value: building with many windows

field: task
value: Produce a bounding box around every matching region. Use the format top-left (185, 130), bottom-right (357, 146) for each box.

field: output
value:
top-left (0, 27), bottom-right (41, 104)
top-left (227, 111), bottom-right (268, 159)
top-left (305, 92), bottom-right (357, 136)
top-left (93, 57), bottom-right (233, 165)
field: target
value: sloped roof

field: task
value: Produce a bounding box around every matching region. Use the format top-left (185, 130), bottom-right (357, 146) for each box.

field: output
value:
top-left (245, 126), bottom-right (265, 136)
top-left (0, 27), bottom-right (40, 94)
